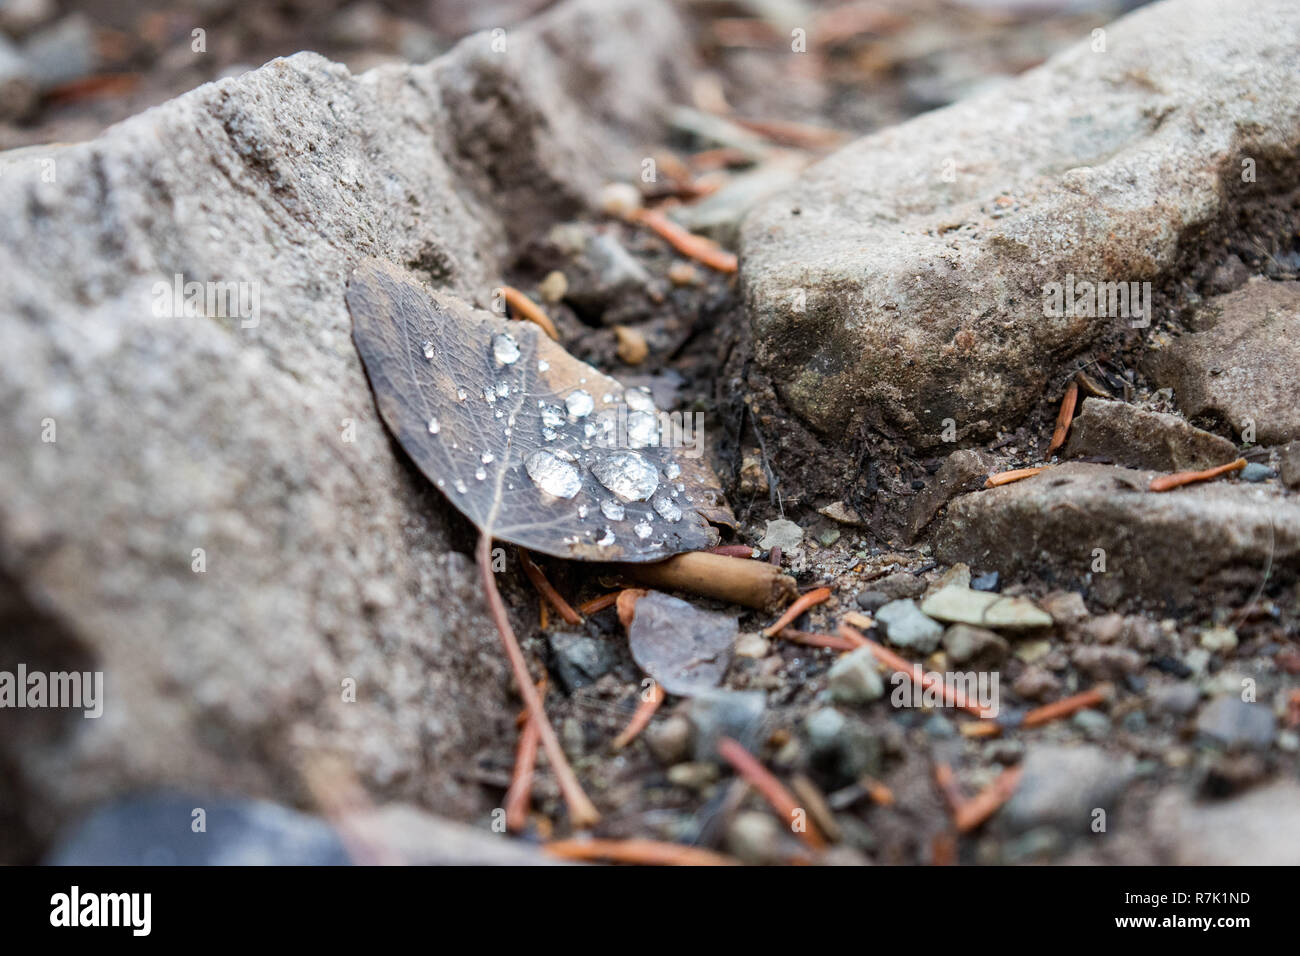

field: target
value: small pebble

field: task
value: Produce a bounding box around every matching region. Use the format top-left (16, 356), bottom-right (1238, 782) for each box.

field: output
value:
top-left (667, 261), bottom-right (699, 286)
top-left (970, 571), bottom-right (1000, 592)
top-left (537, 270), bottom-right (568, 303)
top-left (1240, 462), bottom-right (1274, 482)
top-left (598, 181), bottom-right (642, 217)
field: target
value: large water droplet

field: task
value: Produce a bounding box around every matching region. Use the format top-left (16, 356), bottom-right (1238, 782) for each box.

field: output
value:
top-left (456, 387), bottom-right (468, 401)
top-left (577, 504), bottom-right (589, 519)
top-left (591, 452), bottom-right (658, 502)
top-left (422, 340), bottom-right (436, 359)
top-left (652, 496), bottom-right (682, 522)
top-left (597, 529), bottom-right (615, 547)
top-left (481, 452), bottom-right (494, 464)
top-left (525, 450), bottom-right (582, 499)
top-left (454, 479), bottom-right (468, 494)
top-left (427, 416), bottom-right (440, 434)
top-left (634, 520), bottom-right (653, 540)
top-left (600, 499), bottom-right (626, 521)
top-left (537, 359), bottom-right (550, 372)
top-left (663, 462), bottom-right (681, 479)
top-left (475, 467), bottom-right (487, 481)
top-left (626, 411), bottom-right (659, 448)
top-left (565, 390), bottom-right (594, 419)
top-left (492, 332), bottom-right (521, 366)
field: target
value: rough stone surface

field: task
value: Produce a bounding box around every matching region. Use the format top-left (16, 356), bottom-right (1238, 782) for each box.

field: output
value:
top-left (920, 586), bottom-right (1053, 631)
top-left (827, 646), bottom-right (885, 705)
top-left (1150, 782), bottom-right (1300, 864)
top-left (0, 0), bottom-right (693, 861)
top-left (1001, 744), bottom-right (1134, 834)
top-left (1064, 398), bottom-right (1239, 471)
top-left (907, 449), bottom-right (995, 541)
top-left (1195, 696), bottom-right (1277, 750)
top-left (1150, 281), bottom-right (1300, 444)
top-left (741, 0), bottom-right (1300, 447)
top-left (936, 463), bottom-right (1300, 605)
top-left (941, 623), bottom-right (1007, 666)
top-left (876, 599), bottom-right (944, 653)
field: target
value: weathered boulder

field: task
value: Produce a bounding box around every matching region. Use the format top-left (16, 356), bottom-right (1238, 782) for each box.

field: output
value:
top-left (740, 0), bottom-right (1300, 447)
top-left (0, 0), bottom-right (693, 861)
top-left (1148, 280), bottom-right (1300, 445)
top-left (935, 463), bottom-right (1300, 606)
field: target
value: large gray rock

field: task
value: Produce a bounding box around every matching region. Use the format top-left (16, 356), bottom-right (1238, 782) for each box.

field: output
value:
top-left (0, 0), bottom-right (693, 861)
top-left (1064, 398), bottom-right (1239, 471)
top-left (1150, 782), bottom-right (1300, 865)
top-left (1149, 280), bottom-right (1300, 445)
top-left (740, 0), bottom-right (1300, 447)
top-left (935, 463), bottom-right (1300, 605)
top-left (1001, 744), bottom-right (1134, 834)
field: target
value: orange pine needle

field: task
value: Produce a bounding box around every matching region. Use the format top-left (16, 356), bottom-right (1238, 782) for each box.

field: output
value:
top-left (501, 285), bottom-right (559, 340)
top-left (504, 717), bottom-right (541, 832)
top-left (960, 683), bottom-right (1111, 738)
top-left (1047, 379), bottom-right (1079, 456)
top-left (953, 765), bottom-right (1023, 833)
top-left (544, 838), bottom-right (739, 866)
top-left (839, 625), bottom-right (990, 718)
top-left (519, 549), bottom-right (582, 626)
top-left (932, 763), bottom-right (966, 815)
top-left (861, 776), bottom-right (894, 806)
top-left (716, 736), bottom-right (825, 852)
top-left (762, 586), bottom-right (831, 637)
top-left (629, 207), bottom-right (739, 273)
top-left (477, 534), bottom-right (599, 828)
top-left (577, 592), bottom-right (620, 615)
top-left (780, 628), bottom-right (858, 652)
top-left (1022, 684), bottom-right (1111, 728)
top-left (1149, 457), bottom-right (1246, 492)
top-left (611, 682), bottom-right (666, 750)
top-left (984, 466), bottom-right (1046, 488)
top-left (616, 588), bottom-right (647, 630)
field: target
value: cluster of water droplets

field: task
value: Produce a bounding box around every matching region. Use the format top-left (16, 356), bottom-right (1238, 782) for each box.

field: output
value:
top-left (425, 322), bottom-right (699, 554)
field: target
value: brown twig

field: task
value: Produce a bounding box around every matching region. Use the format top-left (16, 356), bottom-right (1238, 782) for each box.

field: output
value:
top-left (500, 285), bottom-right (560, 340)
top-left (709, 544), bottom-right (761, 558)
top-left (932, 763), bottom-right (966, 815)
top-left (1149, 457), bottom-right (1246, 492)
top-left (953, 766), bottom-right (1023, 833)
top-left (716, 736), bottom-right (825, 852)
top-left (961, 684), bottom-right (1112, 738)
top-left (1047, 379), bottom-right (1079, 456)
top-left (730, 116), bottom-right (848, 150)
top-left (762, 586), bottom-right (831, 638)
top-left (984, 466), bottom-right (1046, 488)
top-left (544, 838), bottom-right (739, 866)
top-left (477, 533), bottom-right (599, 828)
top-left (628, 207), bottom-right (739, 273)
top-left (577, 592), bottom-right (620, 616)
top-left (613, 551), bottom-right (797, 611)
top-left (519, 549), bottom-right (582, 626)
top-left (861, 776), bottom-right (894, 806)
top-left (779, 628), bottom-right (858, 652)
top-left (611, 682), bottom-right (666, 750)
top-left (839, 625), bottom-right (991, 718)
top-left (504, 716), bottom-right (541, 832)
top-left (616, 588), bottom-right (647, 631)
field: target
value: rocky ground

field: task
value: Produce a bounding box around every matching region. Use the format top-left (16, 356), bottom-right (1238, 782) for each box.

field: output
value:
top-left (2, 0), bottom-right (1298, 865)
